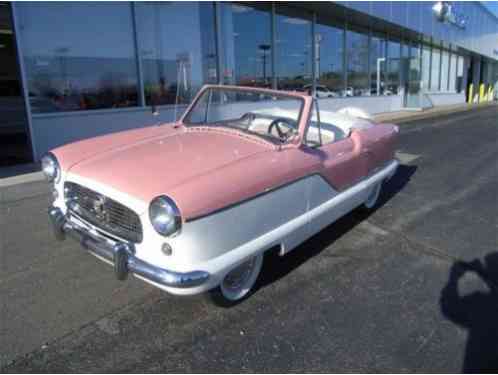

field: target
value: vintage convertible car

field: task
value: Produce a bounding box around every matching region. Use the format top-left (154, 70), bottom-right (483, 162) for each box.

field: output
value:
top-left (44, 85), bottom-right (398, 306)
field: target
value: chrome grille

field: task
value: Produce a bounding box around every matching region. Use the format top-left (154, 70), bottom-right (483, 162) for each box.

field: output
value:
top-left (64, 182), bottom-right (143, 243)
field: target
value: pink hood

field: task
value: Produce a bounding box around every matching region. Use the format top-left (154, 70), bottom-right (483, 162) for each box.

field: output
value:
top-left (53, 125), bottom-right (279, 218)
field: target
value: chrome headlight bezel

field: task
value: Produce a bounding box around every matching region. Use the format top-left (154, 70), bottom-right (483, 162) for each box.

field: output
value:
top-left (149, 195), bottom-right (182, 237)
top-left (41, 152), bottom-right (61, 183)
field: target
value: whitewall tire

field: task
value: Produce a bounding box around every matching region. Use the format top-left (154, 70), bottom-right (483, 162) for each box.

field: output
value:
top-left (207, 253), bottom-right (264, 307)
top-left (363, 181), bottom-right (382, 209)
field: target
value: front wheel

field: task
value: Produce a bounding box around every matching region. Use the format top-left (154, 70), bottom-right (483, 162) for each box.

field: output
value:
top-left (206, 253), bottom-right (264, 307)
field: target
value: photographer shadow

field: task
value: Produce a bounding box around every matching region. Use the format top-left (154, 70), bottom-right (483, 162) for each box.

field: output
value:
top-left (440, 253), bottom-right (498, 373)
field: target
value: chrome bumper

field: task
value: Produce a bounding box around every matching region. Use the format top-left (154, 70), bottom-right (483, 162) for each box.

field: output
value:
top-left (48, 207), bottom-right (209, 289)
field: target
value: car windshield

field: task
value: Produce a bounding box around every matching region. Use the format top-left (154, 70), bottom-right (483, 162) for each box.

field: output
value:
top-left (183, 87), bottom-right (304, 144)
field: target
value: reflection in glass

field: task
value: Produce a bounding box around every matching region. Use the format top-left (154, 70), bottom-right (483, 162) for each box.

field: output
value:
top-left (370, 33), bottom-right (387, 95)
top-left (17, 2), bottom-right (139, 113)
top-left (346, 29), bottom-right (369, 96)
top-left (449, 53), bottom-right (457, 92)
top-left (431, 47), bottom-right (441, 91)
top-left (275, 6), bottom-right (312, 91)
top-left (136, 2), bottom-right (217, 106)
top-left (440, 50), bottom-right (449, 91)
top-left (315, 21), bottom-right (344, 97)
top-left (387, 39), bottom-right (401, 95)
top-left (220, 3), bottom-right (272, 88)
top-left (0, 2), bottom-right (32, 165)
top-left (456, 56), bottom-right (464, 93)
top-left (421, 46), bottom-right (431, 93)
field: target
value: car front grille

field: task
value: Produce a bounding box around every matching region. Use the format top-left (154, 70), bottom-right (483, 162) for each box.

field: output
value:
top-left (64, 182), bottom-right (143, 243)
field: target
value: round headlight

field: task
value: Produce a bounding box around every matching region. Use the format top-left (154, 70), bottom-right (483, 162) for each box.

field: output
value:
top-left (149, 196), bottom-right (182, 237)
top-left (41, 153), bottom-right (61, 183)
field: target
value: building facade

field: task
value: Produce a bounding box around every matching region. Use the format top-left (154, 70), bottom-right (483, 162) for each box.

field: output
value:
top-left (1, 1), bottom-right (497, 166)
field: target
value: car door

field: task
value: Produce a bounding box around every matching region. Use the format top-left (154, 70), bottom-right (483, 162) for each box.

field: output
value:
top-left (302, 104), bottom-right (369, 238)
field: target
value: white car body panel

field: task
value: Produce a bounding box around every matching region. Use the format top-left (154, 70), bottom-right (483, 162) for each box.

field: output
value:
top-left (52, 159), bottom-right (398, 296)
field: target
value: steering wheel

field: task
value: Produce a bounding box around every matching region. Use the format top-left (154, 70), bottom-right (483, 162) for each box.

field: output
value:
top-left (268, 118), bottom-right (295, 140)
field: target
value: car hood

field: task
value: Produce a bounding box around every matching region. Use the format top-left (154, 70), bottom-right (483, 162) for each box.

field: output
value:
top-left (59, 126), bottom-right (277, 216)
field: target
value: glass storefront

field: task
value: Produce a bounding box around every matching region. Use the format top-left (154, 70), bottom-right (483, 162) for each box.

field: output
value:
top-left (220, 3), bottom-right (272, 88)
top-left (456, 56), bottom-right (465, 93)
top-left (14, 1), bottom-right (481, 112)
top-left (0, 2), bottom-right (32, 166)
top-left (430, 47), bottom-right (441, 91)
top-left (135, 2), bottom-right (217, 106)
top-left (421, 46), bottom-right (431, 93)
top-left (449, 53), bottom-right (457, 92)
top-left (370, 32), bottom-right (387, 96)
top-left (315, 18), bottom-right (344, 96)
top-left (346, 27), bottom-right (369, 96)
top-left (440, 50), bottom-right (449, 91)
top-left (17, 2), bottom-right (139, 113)
top-left (387, 39), bottom-right (401, 95)
top-left (275, 5), bottom-right (313, 91)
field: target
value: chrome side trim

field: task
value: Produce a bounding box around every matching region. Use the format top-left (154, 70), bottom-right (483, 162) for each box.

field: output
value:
top-left (48, 208), bottom-right (209, 289)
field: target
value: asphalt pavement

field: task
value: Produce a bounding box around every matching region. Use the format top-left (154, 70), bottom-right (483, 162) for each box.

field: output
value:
top-left (1, 104), bottom-right (497, 372)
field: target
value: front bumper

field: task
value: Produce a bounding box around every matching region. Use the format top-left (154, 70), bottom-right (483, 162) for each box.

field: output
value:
top-left (48, 207), bottom-right (210, 289)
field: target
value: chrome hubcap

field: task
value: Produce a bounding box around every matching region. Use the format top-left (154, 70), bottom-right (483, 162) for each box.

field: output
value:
top-left (223, 257), bottom-right (257, 292)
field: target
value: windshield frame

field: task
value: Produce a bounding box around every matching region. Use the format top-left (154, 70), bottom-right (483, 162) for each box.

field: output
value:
top-left (181, 86), bottom-right (306, 143)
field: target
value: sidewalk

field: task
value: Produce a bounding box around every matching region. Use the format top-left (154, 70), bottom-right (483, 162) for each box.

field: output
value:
top-left (1, 101), bottom-right (496, 198)
top-left (373, 101), bottom-right (497, 123)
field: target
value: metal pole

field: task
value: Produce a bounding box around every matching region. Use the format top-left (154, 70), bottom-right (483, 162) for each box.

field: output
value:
top-left (271, 2), bottom-right (277, 89)
top-left (131, 3), bottom-right (146, 107)
top-left (214, 2), bottom-right (224, 85)
top-left (311, 12), bottom-right (317, 96)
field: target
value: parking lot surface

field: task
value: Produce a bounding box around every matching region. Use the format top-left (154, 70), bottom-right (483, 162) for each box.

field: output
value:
top-left (1, 105), bottom-right (497, 372)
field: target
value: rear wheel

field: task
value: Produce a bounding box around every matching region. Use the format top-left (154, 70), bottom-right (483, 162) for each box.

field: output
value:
top-left (363, 181), bottom-right (382, 209)
top-left (206, 253), bottom-right (264, 307)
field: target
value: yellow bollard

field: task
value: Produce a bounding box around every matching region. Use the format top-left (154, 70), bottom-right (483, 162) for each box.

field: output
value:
top-left (468, 84), bottom-right (473, 103)
top-left (479, 83), bottom-right (485, 103)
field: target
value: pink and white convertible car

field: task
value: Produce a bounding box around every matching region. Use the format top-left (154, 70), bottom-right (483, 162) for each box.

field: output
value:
top-left (45, 85), bottom-right (398, 306)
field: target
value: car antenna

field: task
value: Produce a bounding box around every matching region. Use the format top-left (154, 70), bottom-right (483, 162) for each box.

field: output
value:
top-left (314, 94), bottom-right (323, 147)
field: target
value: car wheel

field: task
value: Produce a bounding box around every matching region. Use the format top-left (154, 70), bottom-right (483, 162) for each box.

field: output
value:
top-left (206, 253), bottom-right (264, 307)
top-left (363, 181), bottom-right (382, 209)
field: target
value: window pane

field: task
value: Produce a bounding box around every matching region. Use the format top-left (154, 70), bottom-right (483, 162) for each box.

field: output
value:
top-left (346, 28), bottom-right (369, 96)
top-left (449, 53), bottom-right (457, 92)
top-left (136, 2), bottom-right (217, 106)
top-left (387, 39), bottom-right (401, 95)
top-left (440, 50), bottom-right (449, 91)
top-left (17, 2), bottom-right (139, 113)
top-left (430, 47), bottom-right (441, 91)
top-left (421, 46), bottom-right (431, 92)
top-left (456, 55), bottom-right (464, 93)
top-left (220, 3), bottom-right (272, 88)
top-left (315, 20), bottom-right (344, 96)
top-left (275, 6), bottom-right (312, 90)
top-left (370, 33), bottom-right (387, 95)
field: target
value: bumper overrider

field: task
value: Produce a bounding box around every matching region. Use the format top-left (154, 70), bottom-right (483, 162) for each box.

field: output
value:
top-left (48, 207), bottom-right (210, 289)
